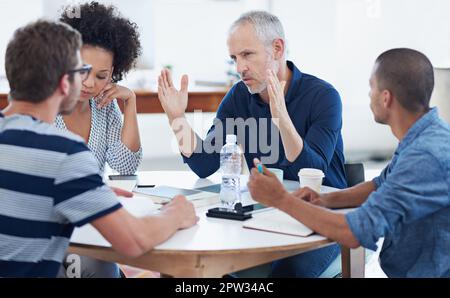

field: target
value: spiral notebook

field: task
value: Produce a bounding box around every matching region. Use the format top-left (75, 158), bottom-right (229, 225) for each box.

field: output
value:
top-left (243, 209), bottom-right (314, 237)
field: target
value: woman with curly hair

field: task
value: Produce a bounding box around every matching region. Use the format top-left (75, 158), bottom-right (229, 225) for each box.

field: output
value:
top-left (56, 1), bottom-right (142, 176)
top-left (57, 1), bottom-right (143, 278)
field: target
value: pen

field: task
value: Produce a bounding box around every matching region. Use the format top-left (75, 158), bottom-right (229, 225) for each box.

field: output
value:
top-left (257, 163), bottom-right (264, 174)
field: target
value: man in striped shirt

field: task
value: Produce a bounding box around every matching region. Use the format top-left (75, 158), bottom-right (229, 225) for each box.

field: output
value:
top-left (0, 20), bottom-right (198, 278)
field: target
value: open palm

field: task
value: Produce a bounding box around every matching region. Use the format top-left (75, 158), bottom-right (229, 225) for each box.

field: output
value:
top-left (158, 69), bottom-right (189, 120)
top-left (267, 69), bottom-right (287, 126)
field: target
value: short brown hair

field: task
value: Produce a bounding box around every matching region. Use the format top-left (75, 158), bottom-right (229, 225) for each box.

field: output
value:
top-left (5, 20), bottom-right (82, 103)
top-left (375, 48), bottom-right (434, 113)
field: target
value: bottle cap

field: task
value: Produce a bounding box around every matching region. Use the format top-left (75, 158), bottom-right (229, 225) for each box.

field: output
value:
top-left (226, 134), bottom-right (237, 144)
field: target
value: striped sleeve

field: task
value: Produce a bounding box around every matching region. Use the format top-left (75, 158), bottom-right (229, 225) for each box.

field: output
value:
top-left (53, 142), bottom-right (122, 227)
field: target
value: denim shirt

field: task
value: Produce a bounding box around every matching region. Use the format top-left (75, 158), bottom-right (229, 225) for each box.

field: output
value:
top-left (346, 108), bottom-right (450, 277)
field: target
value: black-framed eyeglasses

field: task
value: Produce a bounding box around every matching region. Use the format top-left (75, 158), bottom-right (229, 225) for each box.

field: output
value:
top-left (68, 64), bottom-right (92, 82)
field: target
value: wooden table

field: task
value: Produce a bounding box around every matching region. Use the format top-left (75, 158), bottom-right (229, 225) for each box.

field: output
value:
top-left (69, 171), bottom-right (365, 278)
top-left (0, 88), bottom-right (228, 113)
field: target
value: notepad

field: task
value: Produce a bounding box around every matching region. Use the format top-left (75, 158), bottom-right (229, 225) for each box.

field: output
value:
top-left (134, 185), bottom-right (220, 207)
top-left (243, 209), bottom-right (314, 237)
top-left (106, 179), bottom-right (137, 193)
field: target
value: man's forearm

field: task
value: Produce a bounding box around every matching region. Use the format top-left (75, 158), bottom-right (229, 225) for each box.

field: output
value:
top-left (169, 115), bottom-right (198, 158)
top-left (93, 208), bottom-right (182, 258)
top-left (132, 211), bottom-right (182, 253)
top-left (277, 115), bottom-right (304, 162)
top-left (277, 194), bottom-right (360, 248)
top-left (322, 181), bottom-right (376, 209)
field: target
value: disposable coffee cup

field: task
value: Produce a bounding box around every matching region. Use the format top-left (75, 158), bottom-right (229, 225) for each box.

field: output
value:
top-left (298, 169), bottom-right (325, 192)
top-left (268, 168), bottom-right (284, 182)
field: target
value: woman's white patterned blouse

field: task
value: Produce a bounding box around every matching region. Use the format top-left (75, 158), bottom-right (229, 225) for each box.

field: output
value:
top-left (55, 99), bottom-right (142, 175)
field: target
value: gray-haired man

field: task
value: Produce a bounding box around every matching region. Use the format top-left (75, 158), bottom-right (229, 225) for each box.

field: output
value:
top-left (158, 11), bottom-right (347, 277)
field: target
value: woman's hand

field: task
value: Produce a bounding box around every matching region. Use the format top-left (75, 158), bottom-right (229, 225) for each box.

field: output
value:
top-left (95, 83), bottom-right (136, 109)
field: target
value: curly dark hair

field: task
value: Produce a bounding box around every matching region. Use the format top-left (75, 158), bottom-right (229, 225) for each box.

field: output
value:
top-left (60, 1), bottom-right (142, 83)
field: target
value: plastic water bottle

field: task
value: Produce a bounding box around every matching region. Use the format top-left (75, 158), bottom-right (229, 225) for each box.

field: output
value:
top-left (219, 135), bottom-right (242, 209)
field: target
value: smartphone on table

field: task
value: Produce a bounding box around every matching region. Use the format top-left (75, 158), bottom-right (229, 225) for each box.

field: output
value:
top-left (108, 175), bottom-right (138, 181)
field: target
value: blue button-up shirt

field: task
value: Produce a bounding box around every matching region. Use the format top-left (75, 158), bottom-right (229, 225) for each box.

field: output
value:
top-left (346, 108), bottom-right (450, 277)
top-left (183, 61), bottom-right (347, 189)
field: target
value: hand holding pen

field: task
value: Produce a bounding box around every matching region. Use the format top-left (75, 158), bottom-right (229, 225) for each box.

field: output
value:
top-left (247, 158), bottom-right (289, 208)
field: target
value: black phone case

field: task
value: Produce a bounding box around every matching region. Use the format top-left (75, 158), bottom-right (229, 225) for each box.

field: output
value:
top-left (206, 208), bottom-right (252, 221)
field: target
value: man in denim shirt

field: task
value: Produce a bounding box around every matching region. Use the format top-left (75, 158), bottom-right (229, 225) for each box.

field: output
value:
top-left (247, 48), bottom-right (450, 277)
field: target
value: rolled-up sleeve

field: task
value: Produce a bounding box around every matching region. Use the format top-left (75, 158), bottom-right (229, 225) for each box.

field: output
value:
top-left (346, 149), bottom-right (448, 251)
top-left (281, 88), bottom-right (343, 179)
top-left (106, 100), bottom-right (142, 175)
top-left (372, 163), bottom-right (390, 189)
top-left (182, 130), bottom-right (221, 178)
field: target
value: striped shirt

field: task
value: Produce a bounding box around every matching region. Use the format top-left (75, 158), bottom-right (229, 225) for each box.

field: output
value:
top-left (0, 112), bottom-right (122, 278)
top-left (55, 99), bottom-right (142, 175)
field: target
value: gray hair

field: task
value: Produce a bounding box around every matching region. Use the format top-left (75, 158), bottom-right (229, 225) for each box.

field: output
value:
top-left (230, 11), bottom-right (286, 54)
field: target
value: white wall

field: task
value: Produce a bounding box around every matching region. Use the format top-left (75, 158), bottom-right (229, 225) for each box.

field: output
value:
top-left (272, 0), bottom-right (450, 158)
top-left (0, 0), bottom-right (156, 74)
top-left (0, 0), bottom-right (43, 77)
top-left (431, 68), bottom-right (450, 124)
top-left (152, 0), bottom-right (270, 82)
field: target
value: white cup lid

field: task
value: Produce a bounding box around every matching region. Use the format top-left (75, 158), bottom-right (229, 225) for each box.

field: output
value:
top-left (298, 168), bottom-right (325, 178)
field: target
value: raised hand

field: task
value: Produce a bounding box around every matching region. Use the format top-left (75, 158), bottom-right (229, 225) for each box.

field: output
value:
top-left (158, 69), bottom-right (189, 121)
top-left (267, 69), bottom-right (287, 127)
